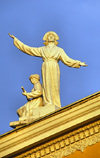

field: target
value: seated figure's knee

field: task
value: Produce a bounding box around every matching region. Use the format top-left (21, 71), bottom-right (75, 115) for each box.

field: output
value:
top-left (17, 106), bottom-right (26, 117)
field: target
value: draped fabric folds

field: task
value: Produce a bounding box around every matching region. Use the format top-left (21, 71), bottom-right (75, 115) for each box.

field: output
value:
top-left (17, 81), bottom-right (43, 120)
top-left (14, 38), bottom-right (81, 107)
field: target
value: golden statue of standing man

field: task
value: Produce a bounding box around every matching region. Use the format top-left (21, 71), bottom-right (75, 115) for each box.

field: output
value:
top-left (9, 31), bottom-right (87, 108)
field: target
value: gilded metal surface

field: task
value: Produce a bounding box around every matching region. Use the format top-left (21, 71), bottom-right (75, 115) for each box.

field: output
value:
top-left (9, 32), bottom-right (87, 108)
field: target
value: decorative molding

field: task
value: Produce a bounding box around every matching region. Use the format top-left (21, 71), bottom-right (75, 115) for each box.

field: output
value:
top-left (15, 120), bottom-right (100, 158)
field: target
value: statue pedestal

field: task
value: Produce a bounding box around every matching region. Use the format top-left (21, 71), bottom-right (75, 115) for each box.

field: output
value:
top-left (32, 104), bottom-right (60, 119)
top-left (10, 105), bottom-right (60, 128)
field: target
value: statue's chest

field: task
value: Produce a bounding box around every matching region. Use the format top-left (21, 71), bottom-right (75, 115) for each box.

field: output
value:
top-left (42, 47), bottom-right (59, 59)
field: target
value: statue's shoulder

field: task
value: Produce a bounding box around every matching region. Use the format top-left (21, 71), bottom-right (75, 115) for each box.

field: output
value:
top-left (39, 46), bottom-right (45, 50)
top-left (56, 46), bottom-right (64, 52)
top-left (31, 46), bottom-right (45, 49)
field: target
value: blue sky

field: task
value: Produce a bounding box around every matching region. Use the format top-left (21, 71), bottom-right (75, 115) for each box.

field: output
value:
top-left (0, 0), bottom-right (100, 134)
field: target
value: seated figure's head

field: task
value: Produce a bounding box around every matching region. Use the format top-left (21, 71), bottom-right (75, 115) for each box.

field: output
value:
top-left (43, 31), bottom-right (59, 46)
top-left (29, 74), bottom-right (40, 84)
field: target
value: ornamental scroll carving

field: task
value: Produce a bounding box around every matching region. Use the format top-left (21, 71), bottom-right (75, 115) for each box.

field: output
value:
top-left (15, 120), bottom-right (100, 158)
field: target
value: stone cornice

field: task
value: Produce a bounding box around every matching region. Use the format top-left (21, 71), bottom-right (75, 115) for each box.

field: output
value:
top-left (15, 120), bottom-right (100, 158)
top-left (0, 91), bottom-right (100, 157)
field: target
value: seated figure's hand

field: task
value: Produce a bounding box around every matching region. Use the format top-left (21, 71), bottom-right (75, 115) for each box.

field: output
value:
top-left (8, 33), bottom-right (15, 39)
top-left (22, 91), bottom-right (27, 96)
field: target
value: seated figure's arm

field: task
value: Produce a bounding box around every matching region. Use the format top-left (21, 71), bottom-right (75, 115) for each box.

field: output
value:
top-left (26, 90), bottom-right (42, 99)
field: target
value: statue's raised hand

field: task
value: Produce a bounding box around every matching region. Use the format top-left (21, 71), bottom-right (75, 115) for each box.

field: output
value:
top-left (80, 62), bottom-right (88, 67)
top-left (8, 33), bottom-right (15, 39)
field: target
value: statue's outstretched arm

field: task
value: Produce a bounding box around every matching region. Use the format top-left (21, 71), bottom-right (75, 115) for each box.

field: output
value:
top-left (59, 48), bottom-right (87, 68)
top-left (8, 33), bottom-right (42, 57)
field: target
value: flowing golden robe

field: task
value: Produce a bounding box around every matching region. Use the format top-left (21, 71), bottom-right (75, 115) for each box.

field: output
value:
top-left (14, 38), bottom-right (81, 107)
